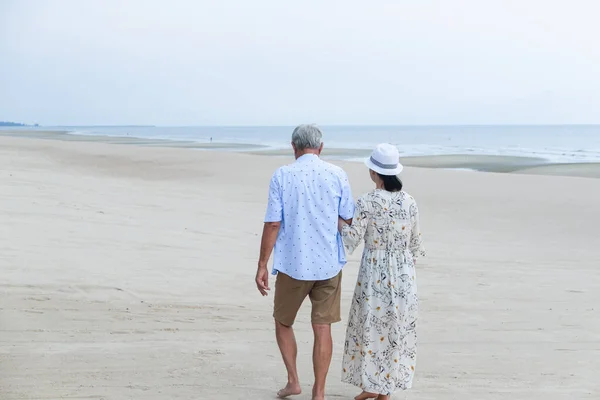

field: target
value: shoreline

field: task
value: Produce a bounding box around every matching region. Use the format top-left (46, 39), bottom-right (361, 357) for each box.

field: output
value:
top-left (0, 129), bottom-right (267, 150)
top-left (2, 129), bottom-right (600, 178)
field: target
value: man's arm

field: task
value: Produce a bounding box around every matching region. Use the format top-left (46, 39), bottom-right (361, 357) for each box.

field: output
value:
top-left (256, 172), bottom-right (283, 296)
top-left (258, 222), bottom-right (281, 268)
top-left (256, 222), bottom-right (281, 296)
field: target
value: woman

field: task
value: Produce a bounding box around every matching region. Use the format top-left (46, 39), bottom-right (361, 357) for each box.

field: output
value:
top-left (339, 143), bottom-right (426, 400)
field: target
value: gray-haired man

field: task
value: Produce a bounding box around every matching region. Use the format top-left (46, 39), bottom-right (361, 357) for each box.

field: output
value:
top-left (256, 125), bottom-right (355, 399)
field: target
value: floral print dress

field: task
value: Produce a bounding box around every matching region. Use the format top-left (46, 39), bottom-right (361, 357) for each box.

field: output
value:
top-left (341, 189), bottom-right (425, 395)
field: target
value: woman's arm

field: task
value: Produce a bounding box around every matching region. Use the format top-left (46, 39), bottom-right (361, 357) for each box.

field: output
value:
top-left (339, 197), bottom-right (368, 255)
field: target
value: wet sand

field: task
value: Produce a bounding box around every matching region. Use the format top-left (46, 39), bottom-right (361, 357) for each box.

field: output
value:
top-left (3, 129), bottom-right (600, 178)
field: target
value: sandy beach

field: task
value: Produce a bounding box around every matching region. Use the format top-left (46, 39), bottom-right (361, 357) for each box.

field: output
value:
top-left (1, 135), bottom-right (599, 399)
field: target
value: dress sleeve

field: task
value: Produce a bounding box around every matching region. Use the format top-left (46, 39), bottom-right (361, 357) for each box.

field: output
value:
top-left (409, 200), bottom-right (426, 260)
top-left (341, 196), bottom-right (368, 255)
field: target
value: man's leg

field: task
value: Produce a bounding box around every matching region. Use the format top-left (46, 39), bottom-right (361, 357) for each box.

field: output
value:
top-left (309, 272), bottom-right (343, 400)
top-left (275, 320), bottom-right (302, 397)
top-left (273, 273), bottom-right (312, 398)
top-left (312, 323), bottom-right (333, 400)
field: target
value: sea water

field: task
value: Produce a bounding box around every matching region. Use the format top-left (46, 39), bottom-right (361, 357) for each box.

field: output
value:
top-left (3, 125), bottom-right (600, 163)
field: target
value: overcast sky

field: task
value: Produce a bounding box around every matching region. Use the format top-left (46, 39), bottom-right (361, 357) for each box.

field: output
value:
top-left (1, 0), bottom-right (599, 126)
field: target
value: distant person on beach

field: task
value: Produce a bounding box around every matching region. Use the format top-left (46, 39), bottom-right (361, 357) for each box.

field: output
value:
top-left (338, 143), bottom-right (426, 400)
top-left (255, 124), bottom-right (355, 400)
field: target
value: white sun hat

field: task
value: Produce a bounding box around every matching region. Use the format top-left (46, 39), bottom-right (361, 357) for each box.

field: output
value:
top-left (364, 143), bottom-right (403, 176)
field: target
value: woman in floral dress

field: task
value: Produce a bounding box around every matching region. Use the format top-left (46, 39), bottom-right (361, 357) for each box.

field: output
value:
top-left (338, 144), bottom-right (425, 400)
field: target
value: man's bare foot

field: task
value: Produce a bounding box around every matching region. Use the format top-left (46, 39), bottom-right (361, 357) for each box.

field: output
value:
top-left (355, 391), bottom-right (378, 400)
top-left (277, 382), bottom-right (302, 398)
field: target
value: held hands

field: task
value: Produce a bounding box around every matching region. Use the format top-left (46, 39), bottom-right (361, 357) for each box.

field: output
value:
top-left (255, 264), bottom-right (270, 296)
top-left (338, 217), bottom-right (351, 233)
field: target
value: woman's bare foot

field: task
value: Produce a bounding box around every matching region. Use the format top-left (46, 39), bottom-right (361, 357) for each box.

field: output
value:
top-left (355, 391), bottom-right (378, 400)
top-left (376, 395), bottom-right (390, 400)
top-left (277, 382), bottom-right (302, 398)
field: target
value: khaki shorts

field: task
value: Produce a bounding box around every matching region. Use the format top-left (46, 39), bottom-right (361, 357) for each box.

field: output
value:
top-left (273, 271), bottom-right (342, 327)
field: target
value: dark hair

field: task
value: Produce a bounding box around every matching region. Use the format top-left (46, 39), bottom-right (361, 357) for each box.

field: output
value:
top-left (378, 173), bottom-right (403, 192)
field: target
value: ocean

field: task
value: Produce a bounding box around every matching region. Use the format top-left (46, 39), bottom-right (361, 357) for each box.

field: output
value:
top-left (2, 125), bottom-right (600, 163)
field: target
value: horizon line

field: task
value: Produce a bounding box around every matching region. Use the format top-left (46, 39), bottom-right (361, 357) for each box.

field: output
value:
top-left (10, 123), bottom-right (600, 128)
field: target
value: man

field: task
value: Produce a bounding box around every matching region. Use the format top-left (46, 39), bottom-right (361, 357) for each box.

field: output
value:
top-left (255, 124), bottom-right (355, 400)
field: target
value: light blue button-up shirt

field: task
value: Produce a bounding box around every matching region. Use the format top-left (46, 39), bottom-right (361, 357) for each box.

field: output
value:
top-left (265, 154), bottom-right (355, 281)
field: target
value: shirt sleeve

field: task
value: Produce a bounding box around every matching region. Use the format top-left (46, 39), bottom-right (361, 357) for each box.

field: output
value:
top-left (338, 171), bottom-right (355, 220)
top-left (264, 171), bottom-right (283, 222)
top-left (341, 196), bottom-right (368, 255)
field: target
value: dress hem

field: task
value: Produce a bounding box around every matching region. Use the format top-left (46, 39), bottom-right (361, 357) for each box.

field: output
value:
top-left (341, 377), bottom-right (412, 395)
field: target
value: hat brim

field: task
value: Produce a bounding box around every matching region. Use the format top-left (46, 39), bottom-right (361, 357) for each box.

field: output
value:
top-left (364, 158), bottom-right (403, 176)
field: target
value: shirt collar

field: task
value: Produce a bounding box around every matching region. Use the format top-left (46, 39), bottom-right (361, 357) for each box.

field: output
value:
top-left (296, 153), bottom-right (319, 163)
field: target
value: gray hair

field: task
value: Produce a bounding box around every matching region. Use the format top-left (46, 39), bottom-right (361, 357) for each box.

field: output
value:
top-left (291, 124), bottom-right (323, 151)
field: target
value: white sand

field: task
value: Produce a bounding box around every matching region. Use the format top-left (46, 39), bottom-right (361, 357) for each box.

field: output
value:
top-left (1, 136), bottom-right (599, 399)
